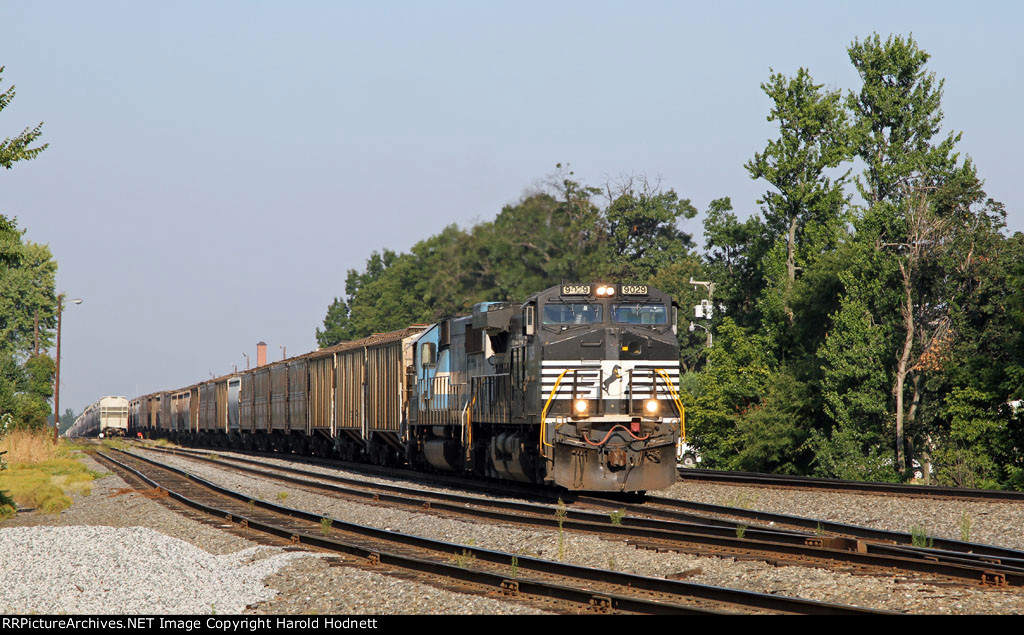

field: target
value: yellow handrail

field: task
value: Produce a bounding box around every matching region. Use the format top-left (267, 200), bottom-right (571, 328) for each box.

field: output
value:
top-left (655, 368), bottom-right (686, 444)
top-left (539, 369), bottom-right (569, 450)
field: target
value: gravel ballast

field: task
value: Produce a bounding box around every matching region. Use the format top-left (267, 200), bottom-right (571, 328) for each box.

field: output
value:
top-left (5, 447), bottom-right (1024, 614)
top-left (135, 448), bottom-right (1024, 614)
top-left (0, 526), bottom-right (313, 614)
top-left (1, 452), bottom-right (546, 615)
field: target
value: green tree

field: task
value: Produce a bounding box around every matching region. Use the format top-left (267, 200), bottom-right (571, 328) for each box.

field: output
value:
top-left (0, 64), bottom-right (54, 429)
top-left (601, 176), bottom-right (697, 280)
top-left (701, 197), bottom-right (770, 328)
top-left (832, 33), bottom-right (978, 475)
top-left (0, 66), bottom-right (48, 170)
top-left (0, 242), bottom-right (57, 354)
top-left (746, 68), bottom-right (851, 316)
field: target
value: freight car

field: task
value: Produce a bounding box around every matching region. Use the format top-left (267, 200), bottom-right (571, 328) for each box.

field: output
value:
top-left (69, 396), bottom-right (129, 438)
top-left (129, 283), bottom-right (685, 492)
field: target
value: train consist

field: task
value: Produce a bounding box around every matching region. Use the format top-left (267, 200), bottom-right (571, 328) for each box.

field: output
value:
top-left (129, 283), bottom-right (685, 492)
top-left (68, 396), bottom-right (129, 438)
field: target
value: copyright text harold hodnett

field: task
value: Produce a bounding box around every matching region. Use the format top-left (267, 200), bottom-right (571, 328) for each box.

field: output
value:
top-left (2, 617), bottom-right (379, 632)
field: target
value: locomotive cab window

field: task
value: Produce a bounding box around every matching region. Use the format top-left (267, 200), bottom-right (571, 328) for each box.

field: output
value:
top-left (542, 303), bottom-right (603, 325)
top-left (612, 303), bottom-right (669, 325)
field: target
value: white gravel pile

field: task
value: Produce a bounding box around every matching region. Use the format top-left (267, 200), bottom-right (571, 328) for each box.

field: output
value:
top-left (0, 526), bottom-right (318, 614)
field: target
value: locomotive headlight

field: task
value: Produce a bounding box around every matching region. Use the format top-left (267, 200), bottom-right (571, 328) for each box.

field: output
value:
top-left (644, 399), bottom-right (660, 415)
top-left (574, 399), bottom-right (589, 415)
top-left (595, 285), bottom-right (615, 297)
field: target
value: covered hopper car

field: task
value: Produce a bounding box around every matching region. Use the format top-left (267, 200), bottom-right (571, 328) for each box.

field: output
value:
top-left (69, 396), bottom-right (129, 438)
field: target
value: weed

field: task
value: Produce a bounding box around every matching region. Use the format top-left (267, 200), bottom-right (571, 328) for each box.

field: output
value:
top-left (510, 555), bottom-right (519, 578)
top-left (277, 492), bottom-right (289, 504)
top-left (454, 548), bottom-right (476, 569)
top-left (735, 524), bottom-right (747, 539)
top-left (556, 498), bottom-right (568, 561)
top-left (320, 517), bottom-right (333, 536)
top-left (815, 522), bottom-right (825, 536)
top-left (607, 556), bottom-right (617, 571)
top-left (248, 499), bottom-right (255, 512)
top-left (101, 438), bottom-right (127, 451)
top-left (959, 512), bottom-right (973, 543)
top-left (725, 493), bottom-right (758, 510)
top-left (608, 509), bottom-right (625, 526)
top-left (910, 525), bottom-right (934, 549)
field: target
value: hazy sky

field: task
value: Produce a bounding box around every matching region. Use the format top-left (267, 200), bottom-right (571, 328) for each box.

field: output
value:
top-left (3, 1), bottom-right (1021, 413)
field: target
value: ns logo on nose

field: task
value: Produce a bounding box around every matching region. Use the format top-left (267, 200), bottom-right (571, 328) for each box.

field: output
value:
top-left (602, 365), bottom-right (621, 394)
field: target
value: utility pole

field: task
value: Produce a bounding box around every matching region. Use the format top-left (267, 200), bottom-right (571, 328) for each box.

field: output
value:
top-left (53, 294), bottom-right (83, 442)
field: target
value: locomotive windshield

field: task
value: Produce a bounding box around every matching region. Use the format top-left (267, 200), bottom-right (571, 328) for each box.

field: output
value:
top-left (543, 303), bottom-right (603, 325)
top-left (612, 303), bottom-right (669, 325)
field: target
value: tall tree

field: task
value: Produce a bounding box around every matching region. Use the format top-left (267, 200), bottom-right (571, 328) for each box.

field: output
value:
top-left (844, 34), bottom-right (980, 474)
top-left (746, 68), bottom-right (851, 295)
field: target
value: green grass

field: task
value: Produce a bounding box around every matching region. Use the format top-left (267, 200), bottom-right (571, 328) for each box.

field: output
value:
top-left (910, 525), bottom-right (934, 549)
top-left (0, 457), bottom-right (101, 514)
top-left (0, 429), bottom-right (102, 518)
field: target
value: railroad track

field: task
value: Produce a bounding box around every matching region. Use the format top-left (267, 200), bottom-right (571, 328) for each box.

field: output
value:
top-left (133, 444), bottom-right (1024, 590)
top-left (93, 447), bottom-right (887, 615)
top-left (677, 467), bottom-right (1024, 502)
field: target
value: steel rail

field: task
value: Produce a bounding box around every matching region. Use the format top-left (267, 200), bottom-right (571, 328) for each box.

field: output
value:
top-left (97, 449), bottom-right (888, 615)
top-left (678, 467), bottom-right (1024, 502)
top-left (135, 445), bottom-right (1024, 587)
top-left (141, 445), bottom-right (799, 535)
top-left (625, 493), bottom-right (1024, 564)
top-left (128, 440), bottom-right (1024, 566)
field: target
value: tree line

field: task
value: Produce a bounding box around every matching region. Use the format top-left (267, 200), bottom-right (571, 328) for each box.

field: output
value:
top-left (0, 66), bottom-right (57, 431)
top-left (318, 34), bottom-right (1024, 489)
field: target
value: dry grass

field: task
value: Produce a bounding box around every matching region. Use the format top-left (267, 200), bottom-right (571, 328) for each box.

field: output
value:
top-left (1, 428), bottom-right (60, 464)
top-left (0, 427), bottom-right (102, 517)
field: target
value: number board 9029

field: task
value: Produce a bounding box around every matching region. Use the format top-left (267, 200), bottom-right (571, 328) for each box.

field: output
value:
top-left (561, 284), bottom-right (591, 296)
top-left (621, 285), bottom-right (649, 295)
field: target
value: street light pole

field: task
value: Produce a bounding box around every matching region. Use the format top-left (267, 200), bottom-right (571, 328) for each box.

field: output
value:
top-left (688, 278), bottom-right (715, 349)
top-left (53, 294), bottom-right (83, 443)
